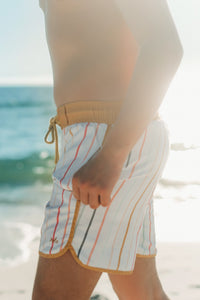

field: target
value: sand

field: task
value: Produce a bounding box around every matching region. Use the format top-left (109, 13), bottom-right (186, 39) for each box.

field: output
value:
top-left (0, 239), bottom-right (200, 300)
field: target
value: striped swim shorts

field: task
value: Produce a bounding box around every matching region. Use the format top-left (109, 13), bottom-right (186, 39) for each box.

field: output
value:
top-left (38, 100), bottom-right (170, 274)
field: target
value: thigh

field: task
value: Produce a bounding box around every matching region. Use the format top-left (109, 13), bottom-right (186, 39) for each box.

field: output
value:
top-left (108, 256), bottom-right (158, 300)
top-left (32, 249), bottom-right (102, 300)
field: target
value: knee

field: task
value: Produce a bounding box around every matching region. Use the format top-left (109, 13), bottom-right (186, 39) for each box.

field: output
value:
top-left (109, 280), bottom-right (125, 300)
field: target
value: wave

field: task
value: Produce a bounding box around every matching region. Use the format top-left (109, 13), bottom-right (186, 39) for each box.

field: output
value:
top-left (171, 143), bottom-right (199, 151)
top-left (0, 221), bottom-right (40, 267)
top-left (160, 178), bottom-right (200, 187)
top-left (1, 150), bottom-right (200, 187)
top-left (0, 152), bottom-right (54, 186)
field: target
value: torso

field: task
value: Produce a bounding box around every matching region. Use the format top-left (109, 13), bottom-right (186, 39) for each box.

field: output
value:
top-left (40, 0), bottom-right (160, 119)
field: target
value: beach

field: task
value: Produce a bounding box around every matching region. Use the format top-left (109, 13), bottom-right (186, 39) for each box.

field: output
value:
top-left (0, 239), bottom-right (200, 300)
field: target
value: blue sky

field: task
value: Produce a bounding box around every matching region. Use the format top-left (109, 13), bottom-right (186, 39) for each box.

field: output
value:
top-left (0, 0), bottom-right (199, 84)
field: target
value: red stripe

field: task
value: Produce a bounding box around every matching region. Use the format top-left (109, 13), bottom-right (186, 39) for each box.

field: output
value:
top-left (126, 189), bottom-right (154, 267)
top-left (131, 192), bottom-right (157, 267)
top-left (131, 223), bottom-right (143, 269)
top-left (60, 192), bottom-right (73, 251)
top-left (42, 184), bottom-right (58, 251)
top-left (87, 180), bottom-right (126, 265)
top-left (66, 123), bottom-right (100, 188)
top-left (148, 199), bottom-right (152, 254)
top-left (49, 189), bottom-right (65, 254)
top-left (130, 131), bottom-right (166, 269)
top-left (125, 194), bottom-right (148, 267)
top-left (128, 129), bottom-right (147, 179)
top-left (87, 129), bottom-right (147, 265)
top-left (60, 122), bottom-right (90, 187)
top-left (81, 123), bottom-right (100, 163)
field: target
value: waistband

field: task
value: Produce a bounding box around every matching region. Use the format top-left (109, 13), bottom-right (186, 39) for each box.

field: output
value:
top-left (44, 99), bottom-right (160, 164)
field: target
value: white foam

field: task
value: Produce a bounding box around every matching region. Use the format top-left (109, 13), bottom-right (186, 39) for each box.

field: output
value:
top-left (0, 221), bottom-right (40, 267)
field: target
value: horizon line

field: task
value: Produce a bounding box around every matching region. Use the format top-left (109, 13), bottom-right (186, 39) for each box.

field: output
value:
top-left (0, 77), bottom-right (53, 87)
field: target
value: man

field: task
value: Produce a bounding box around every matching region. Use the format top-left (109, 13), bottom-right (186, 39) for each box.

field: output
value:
top-left (32, 0), bottom-right (183, 299)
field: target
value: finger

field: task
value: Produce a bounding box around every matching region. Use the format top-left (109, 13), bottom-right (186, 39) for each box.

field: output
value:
top-left (89, 192), bottom-right (100, 210)
top-left (72, 179), bottom-right (80, 200)
top-left (80, 190), bottom-right (89, 205)
top-left (100, 192), bottom-right (111, 207)
top-left (72, 184), bottom-right (80, 200)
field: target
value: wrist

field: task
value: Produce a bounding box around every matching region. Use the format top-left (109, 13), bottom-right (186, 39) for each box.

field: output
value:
top-left (99, 141), bottom-right (130, 166)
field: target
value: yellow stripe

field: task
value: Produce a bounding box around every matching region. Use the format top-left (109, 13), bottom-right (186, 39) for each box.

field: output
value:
top-left (117, 128), bottom-right (166, 270)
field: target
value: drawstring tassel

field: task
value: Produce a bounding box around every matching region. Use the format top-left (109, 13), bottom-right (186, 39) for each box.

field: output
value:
top-left (44, 116), bottom-right (60, 164)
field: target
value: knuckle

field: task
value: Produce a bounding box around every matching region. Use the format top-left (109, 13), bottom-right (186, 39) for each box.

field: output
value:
top-left (79, 181), bottom-right (88, 189)
top-left (99, 184), bottom-right (109, 193)
top-left (90, 203), bottom-right (98, 209)
top-left (72, 191), bottom-right (79, 199)
top-left (89, 185), bottom-right (98, 193)
top-left (72, 176), bottom-right (78, 185)
top-left (101, 202), bottom-right (109, 207)
top-left (81, 199), bottom-right (88, 205)
top-left (101, 198), bottom-right (110, 207)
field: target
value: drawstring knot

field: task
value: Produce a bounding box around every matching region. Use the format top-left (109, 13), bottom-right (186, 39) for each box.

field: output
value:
top-left (44, 116), bottom-right (60, 164)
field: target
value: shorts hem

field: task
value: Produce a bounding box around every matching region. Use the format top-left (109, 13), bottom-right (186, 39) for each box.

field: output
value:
top-left (39, 198), bottom-right (133, 274)
top-left (136, 253), bottom-right (157, 258)
top-left (39, 245), bottom-right (133, 275)
top-left (39, 187), bottom-right (156, 274)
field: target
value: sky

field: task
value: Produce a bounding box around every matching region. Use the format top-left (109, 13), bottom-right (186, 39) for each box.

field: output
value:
top-left (0, 0), bottom-right (199, 85)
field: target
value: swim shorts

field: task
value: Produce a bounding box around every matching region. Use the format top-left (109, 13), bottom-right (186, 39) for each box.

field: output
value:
top-left (38, 100), bottom-right (170, 274)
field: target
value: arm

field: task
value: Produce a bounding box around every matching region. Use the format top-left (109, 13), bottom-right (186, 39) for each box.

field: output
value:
top-left (72, 0), bottom-right (183, 209)
top-left (101, 0), bottom-right (183, 163)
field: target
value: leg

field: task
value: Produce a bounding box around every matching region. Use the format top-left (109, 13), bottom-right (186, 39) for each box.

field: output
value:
top-left (108, 200), bottom-right (169, 300)
top-left (108, 256), bottom-right (170, 300)
top-left (32, 249), bottom-right (102, 300)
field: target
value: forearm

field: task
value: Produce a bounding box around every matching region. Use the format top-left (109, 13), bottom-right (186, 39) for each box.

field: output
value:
top-left (101, 39), bottom-right (183, 163)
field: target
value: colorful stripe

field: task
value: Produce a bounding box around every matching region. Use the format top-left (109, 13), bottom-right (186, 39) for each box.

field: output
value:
top-left (117, 139), bottom-right (165, 270)
top-left (129, 128), bottom-right (167, 270)
top-left (125, 190), bottom-right (154, 268)
top-left (148, 198), bottom-right (152, 254)
top-left (87, 129), bottom-right (147, 265)
top-left (38, 120), bottom-right (169, 273)
top-left (66, 123), bottom-right (100, 188)
top-left (60, 192), bottom-right (73, 251)
top-left (41, 184), bottom-right (58, 251)
top-left (77, 210), bottom-right (97, 258)
top-left (60, 122), bottom-right (90, 187)
top-left (107, 131), bottom-right (148, 268)
top-left (49, 189), bottom-right (65, 254)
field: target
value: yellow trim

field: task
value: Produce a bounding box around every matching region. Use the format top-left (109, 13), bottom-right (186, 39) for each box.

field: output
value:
top-left (117, 126), bottom-right (165, 270)
top-left (136, 253), bottom-right (156, 258)
top-left (39, 188), bottom-right (134, 275)
top-left (39, 245), bottom-right (133, 275)
top-left (67, 200), bottom-right (81, 245)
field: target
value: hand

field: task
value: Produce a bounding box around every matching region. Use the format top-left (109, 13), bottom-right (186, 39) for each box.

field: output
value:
top-left (72, 147), bottom-right (125, 209)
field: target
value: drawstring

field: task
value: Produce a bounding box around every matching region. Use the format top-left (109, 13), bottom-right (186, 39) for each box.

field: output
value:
top-left (44, 116), bottom-right (60, 164)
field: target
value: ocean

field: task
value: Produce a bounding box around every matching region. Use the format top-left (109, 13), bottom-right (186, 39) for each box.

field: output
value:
top-left (0, 81), bottom-right (200, 267)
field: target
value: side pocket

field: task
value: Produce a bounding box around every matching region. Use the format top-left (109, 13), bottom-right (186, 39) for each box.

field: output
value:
top-left (125, 151), bottom-right (132, 168)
